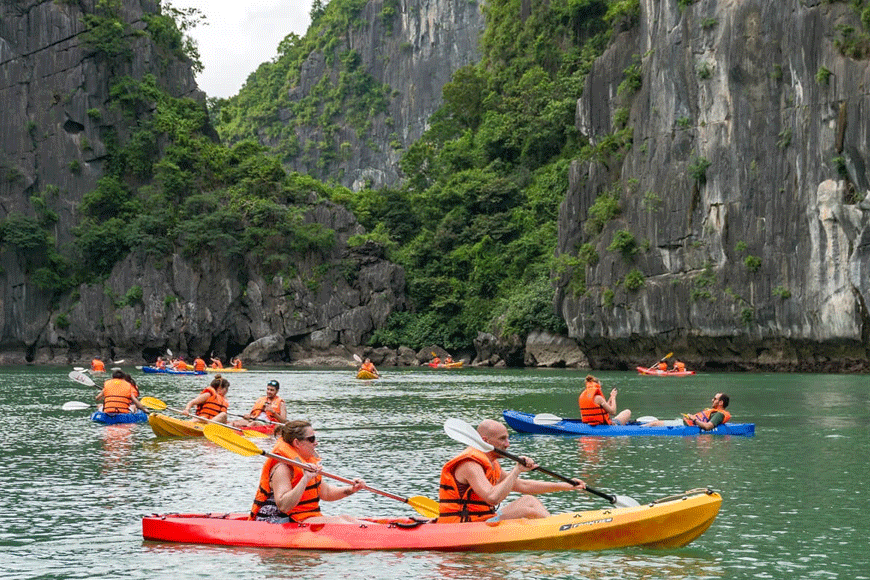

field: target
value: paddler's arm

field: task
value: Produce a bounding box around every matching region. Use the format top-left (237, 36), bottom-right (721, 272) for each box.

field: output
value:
top-left (271, 463), bottom-right (319, 513)
top-left (320, 478), bottom-right (365, 502)
top-left (513, 476), bottom-right (585, 494)
top-left (455, 458), bottom-right (531, 506)
top-left (692, 411), bottom-right (725, 431)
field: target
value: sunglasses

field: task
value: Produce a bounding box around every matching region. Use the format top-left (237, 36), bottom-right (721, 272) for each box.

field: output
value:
top-left (301, 435), bottom-right (316, 443)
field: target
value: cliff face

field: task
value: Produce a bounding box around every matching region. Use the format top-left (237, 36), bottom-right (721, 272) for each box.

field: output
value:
top-left (275, 0), bottom-right (484, 190)
top-left (0, 0), bottom-right (405, 364)
top-left (557, 0), bottom-right (870, 371)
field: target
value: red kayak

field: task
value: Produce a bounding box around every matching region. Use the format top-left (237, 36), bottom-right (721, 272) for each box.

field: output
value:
top-left (637, 366), bottom-right (696, 377)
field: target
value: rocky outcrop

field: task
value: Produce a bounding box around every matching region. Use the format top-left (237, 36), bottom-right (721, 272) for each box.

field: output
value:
top-left (556, 0), bottom-right (870, 371)
top-left (274, 0), bottom-right (485, 190)
top-left (0, 1), bottom-right (407, 365)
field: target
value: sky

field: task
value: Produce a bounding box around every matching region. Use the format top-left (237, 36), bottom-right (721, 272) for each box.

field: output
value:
top-left (167, 1), bottom-right (315, 99)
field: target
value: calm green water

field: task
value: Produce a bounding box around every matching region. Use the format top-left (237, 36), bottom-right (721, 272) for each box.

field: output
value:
top-left (1, 366), bottom-right (867, 579)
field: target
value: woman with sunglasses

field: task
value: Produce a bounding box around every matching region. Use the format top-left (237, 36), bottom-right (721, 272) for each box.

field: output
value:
top-left (250, 420), bottom-right (368, 523)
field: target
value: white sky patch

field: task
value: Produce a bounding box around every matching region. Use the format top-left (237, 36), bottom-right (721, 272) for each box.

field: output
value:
top-left (166, 0), bottom-right (315, 99)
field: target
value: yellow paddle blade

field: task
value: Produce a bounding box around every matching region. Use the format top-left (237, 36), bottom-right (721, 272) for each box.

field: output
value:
top-left (203, 424), bottom-right (265, 457)
top-left (241, 428), bottom-right (269, 439)
top-left (140, 396), bottom-right (166, 411)
top-left (665, 352), bottom-right (674, 359)
top-left (407, 495), bottom-right (439, 518)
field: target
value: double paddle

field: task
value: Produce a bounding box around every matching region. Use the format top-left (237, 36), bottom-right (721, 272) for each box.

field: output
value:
top-left (140, 396), bottom-right (268, 439)
top-left (443, 417), bottom-right (640, 508)
top-left (643, 352), bottom-right (674, 373)
top-left (202, 424), bottom-right (439, 518)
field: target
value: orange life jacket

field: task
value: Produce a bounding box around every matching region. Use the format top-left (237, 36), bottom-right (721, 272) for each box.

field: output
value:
top-left (432, 357), bottom-right (441, 366)
top-left (249, 395), bottom-right (284, 423)
top-left (195, 386), bottom-right (228, 419)
top-left (193, 358), bottom-right (206, 371)
top-left (361, 362), bottom-right (376, 373)
top-left (249, 440), bottom-right (322, 521)
top-left (690, 407), bottom-right (731, 425)
top-left (233, 359), bottom-right (243, 369)
top-left (674, 361), bottom-right (686, 371)
top-left (173, 360), bottom-right (187, 370)
top-left (657, 362), bottom-right (668, 371)
top-left (101, 378), bottom-right (133, 414)
top-left (91, 359), bottom-right (105, 372)
top-left (438, 447), bottom-right (502, 523)
top-left (155, 359), bottom-right (166, 369)
top-left (211, 359), bottom-right (223, 369)
top-left (579, 381), bottom-right (611, 425)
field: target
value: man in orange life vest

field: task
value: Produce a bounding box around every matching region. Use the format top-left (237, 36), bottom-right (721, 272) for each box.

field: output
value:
top-left (249, 420), bottom-right (368, 524)
top-left (642, 393), bottom-right (731, 430)
top-left (183, 376), bottom-right (230, 423)
top-left (96, 369), bottom-right (148, 414)
top-left (438, 419), bottom-right (586, 523)
top-left (234, 380), bottom-right (286, 427)
top-left (578, 375), bottom-right (631, 426)
top-left (91, 357), bottom-right (106, 373)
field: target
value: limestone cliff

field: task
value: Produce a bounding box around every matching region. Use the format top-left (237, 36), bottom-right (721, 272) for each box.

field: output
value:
top-left (557, 0), bottom-right (870, 371)
top-left (262, 0), bottom-right (484, 190)
top-left (0, 0), bottom-right (405, 364)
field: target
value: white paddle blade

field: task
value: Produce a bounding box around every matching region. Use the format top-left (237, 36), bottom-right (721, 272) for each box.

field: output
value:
top-left (68, 370), bottom-right (96, 387)
top-left (614, 495), bottom-right (641, 508)
top-left (62, 401), bottom-right (92, 411)
top-left (636, 416), bottom-right (659, 424)
top-left (443, 418), bottom-right (493, 452)
top-left (353, 354), bottom-right (362, 363)
top-left (113, 359), bottom-right (125, 364)
top-left (532, 413), bottom-right (564, 425)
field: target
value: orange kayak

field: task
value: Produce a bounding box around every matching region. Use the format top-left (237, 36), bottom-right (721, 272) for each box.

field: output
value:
top-left (143, 489), bottom-right (721, 551)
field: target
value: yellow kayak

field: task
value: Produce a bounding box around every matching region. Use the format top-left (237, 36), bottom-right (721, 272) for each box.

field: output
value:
top-left (356, 369), bottom-right (379, 380)
top-left (206, 367), bottom-right (248, 373)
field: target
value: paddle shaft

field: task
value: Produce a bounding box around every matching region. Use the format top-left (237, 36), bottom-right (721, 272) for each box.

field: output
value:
top-left (260, 449), bottom-right (410, 504)
top-left (491, 447), bottom-right (617, 504)
top-left (227, 411), bottom-right (284, 426)
top-left (644, 352), bottom-right (674, 372)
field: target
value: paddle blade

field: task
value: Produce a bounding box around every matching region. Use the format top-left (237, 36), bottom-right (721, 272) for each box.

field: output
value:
top-left (69, 371), bottom-right (96, 387)
top-left (203, 424), bottom-right (265, 457)
top-left (636, 416), bottom-right (659, 424)
top-left (532, 413), bottom-right (564, 426)
top-left (241, 428), bottom-right (268, 439)
top-left (443, 418), bottom-right (493, 452)
top-left (140, 396), bottom-right (167, 411)
top-left (665, 352), bottom-right (674, 359)
top-left (613, 495), bottom-right (641, 508)
top-left (353, 354), bottom-right (362, 363)
top-left (407, 495), bottom-right (439, 518)
top-left (62, 401), bottom-right (92, 411)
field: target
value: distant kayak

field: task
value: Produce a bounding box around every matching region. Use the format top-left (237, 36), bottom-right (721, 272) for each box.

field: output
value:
top-left (147, 413), bottom-right (274, 437)
top-left (91, 410), bottom-right (149, 424)
top-left (428, 361), bottom-right (464, 369)
top-left (206, 368), bottom-right (247, 373)
top-left (142, 366), bottom-right (206, 375)
top-left (503, 410), bottom-right (755, 437)
top-left (637, 366), bottom-right (696, 376)
top-left (356, 369), bottom-right (379, 380)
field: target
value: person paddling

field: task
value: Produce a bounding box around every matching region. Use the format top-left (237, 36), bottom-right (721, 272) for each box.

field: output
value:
top-left (578, 375), bottom-right (631, 426)
top-left (234, 380), bottom-right (286, 427)
top-left (183, 376), bottom-right (230, 424)
top-left (249, 420), bottom-right (369, 525)
top-left (359, 358), bottom-right (379, 378)
top-left (642, 393), bottom-right (731, 430)
top-left (96, 369), bottom-right (148, 414)
top-left (438, 419), bottom-right (585, 523)
top-left (91, 357), bottom-right (106, 373)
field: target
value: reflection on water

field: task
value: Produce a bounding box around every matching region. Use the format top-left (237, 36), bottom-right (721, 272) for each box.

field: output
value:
top-left (0, 366), bottom-right (868, 579)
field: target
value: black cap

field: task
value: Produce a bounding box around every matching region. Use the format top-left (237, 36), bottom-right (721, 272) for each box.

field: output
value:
top-left (267, 380), bottom-right (279, 387)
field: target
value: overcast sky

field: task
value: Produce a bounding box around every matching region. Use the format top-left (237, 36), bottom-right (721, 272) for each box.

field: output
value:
top-left (167, 1), bottom-right (315, 99)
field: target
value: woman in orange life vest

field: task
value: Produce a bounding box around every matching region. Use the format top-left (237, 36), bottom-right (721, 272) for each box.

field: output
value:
top-left (192, 356), bottom-right (207, 372)
top-left (672, 360), bottom-right (686, 372)
top-left (438, 419), bottom-right (586, 523)
top-left (210, 356), bottom-right (223, 369)
top-left (154, 356), bottom-right (166, 369)
top-left (642, 393), bottom-right (731, 430)
top-left (578, 375), bottom-right (631, 425)
top-left (172, 357), bottom-right (188, 371)
top-left (234, 380), bottom-right (286, 427)
top-left (91, 358), bottom-right (106, 372)
top-left (96, 369), bottom-right (148, 414)
top-left (657, 361), bottom-right (668, 371)
top-left (183, 376), bottom-right (230, 423)
top-left (359, 358), bottom-right (379, 377)
top-left (231, 357), bottom-right (243, 369)
top-left (249, 420), bottom-right (368, 524)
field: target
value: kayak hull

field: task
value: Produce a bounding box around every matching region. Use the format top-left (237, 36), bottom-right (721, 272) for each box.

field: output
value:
top-left (91, 410), bottom-right (148, 424)
top-left (142, 366), bottom-right (206, 375)
top-left (143, 490), bottom-right (721, 551)
top-left (636, 366), bottom-right (695, 376)
top-left (147, 413), bottom-right (275, 437)
top-left (427, 361), bottom-right (464, 369)
top-left (503, 410), bottom-right (755, 437)
top-left (356, 370), bottom-right (379, 380)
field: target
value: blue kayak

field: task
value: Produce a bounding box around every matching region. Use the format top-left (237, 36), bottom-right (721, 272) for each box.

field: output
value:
top-left (91, 410), bottom-right (149, 424)
top-left (503, 410), bottom-right (755, 437)
top-left (142, 366), bottom-right (205, 375)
